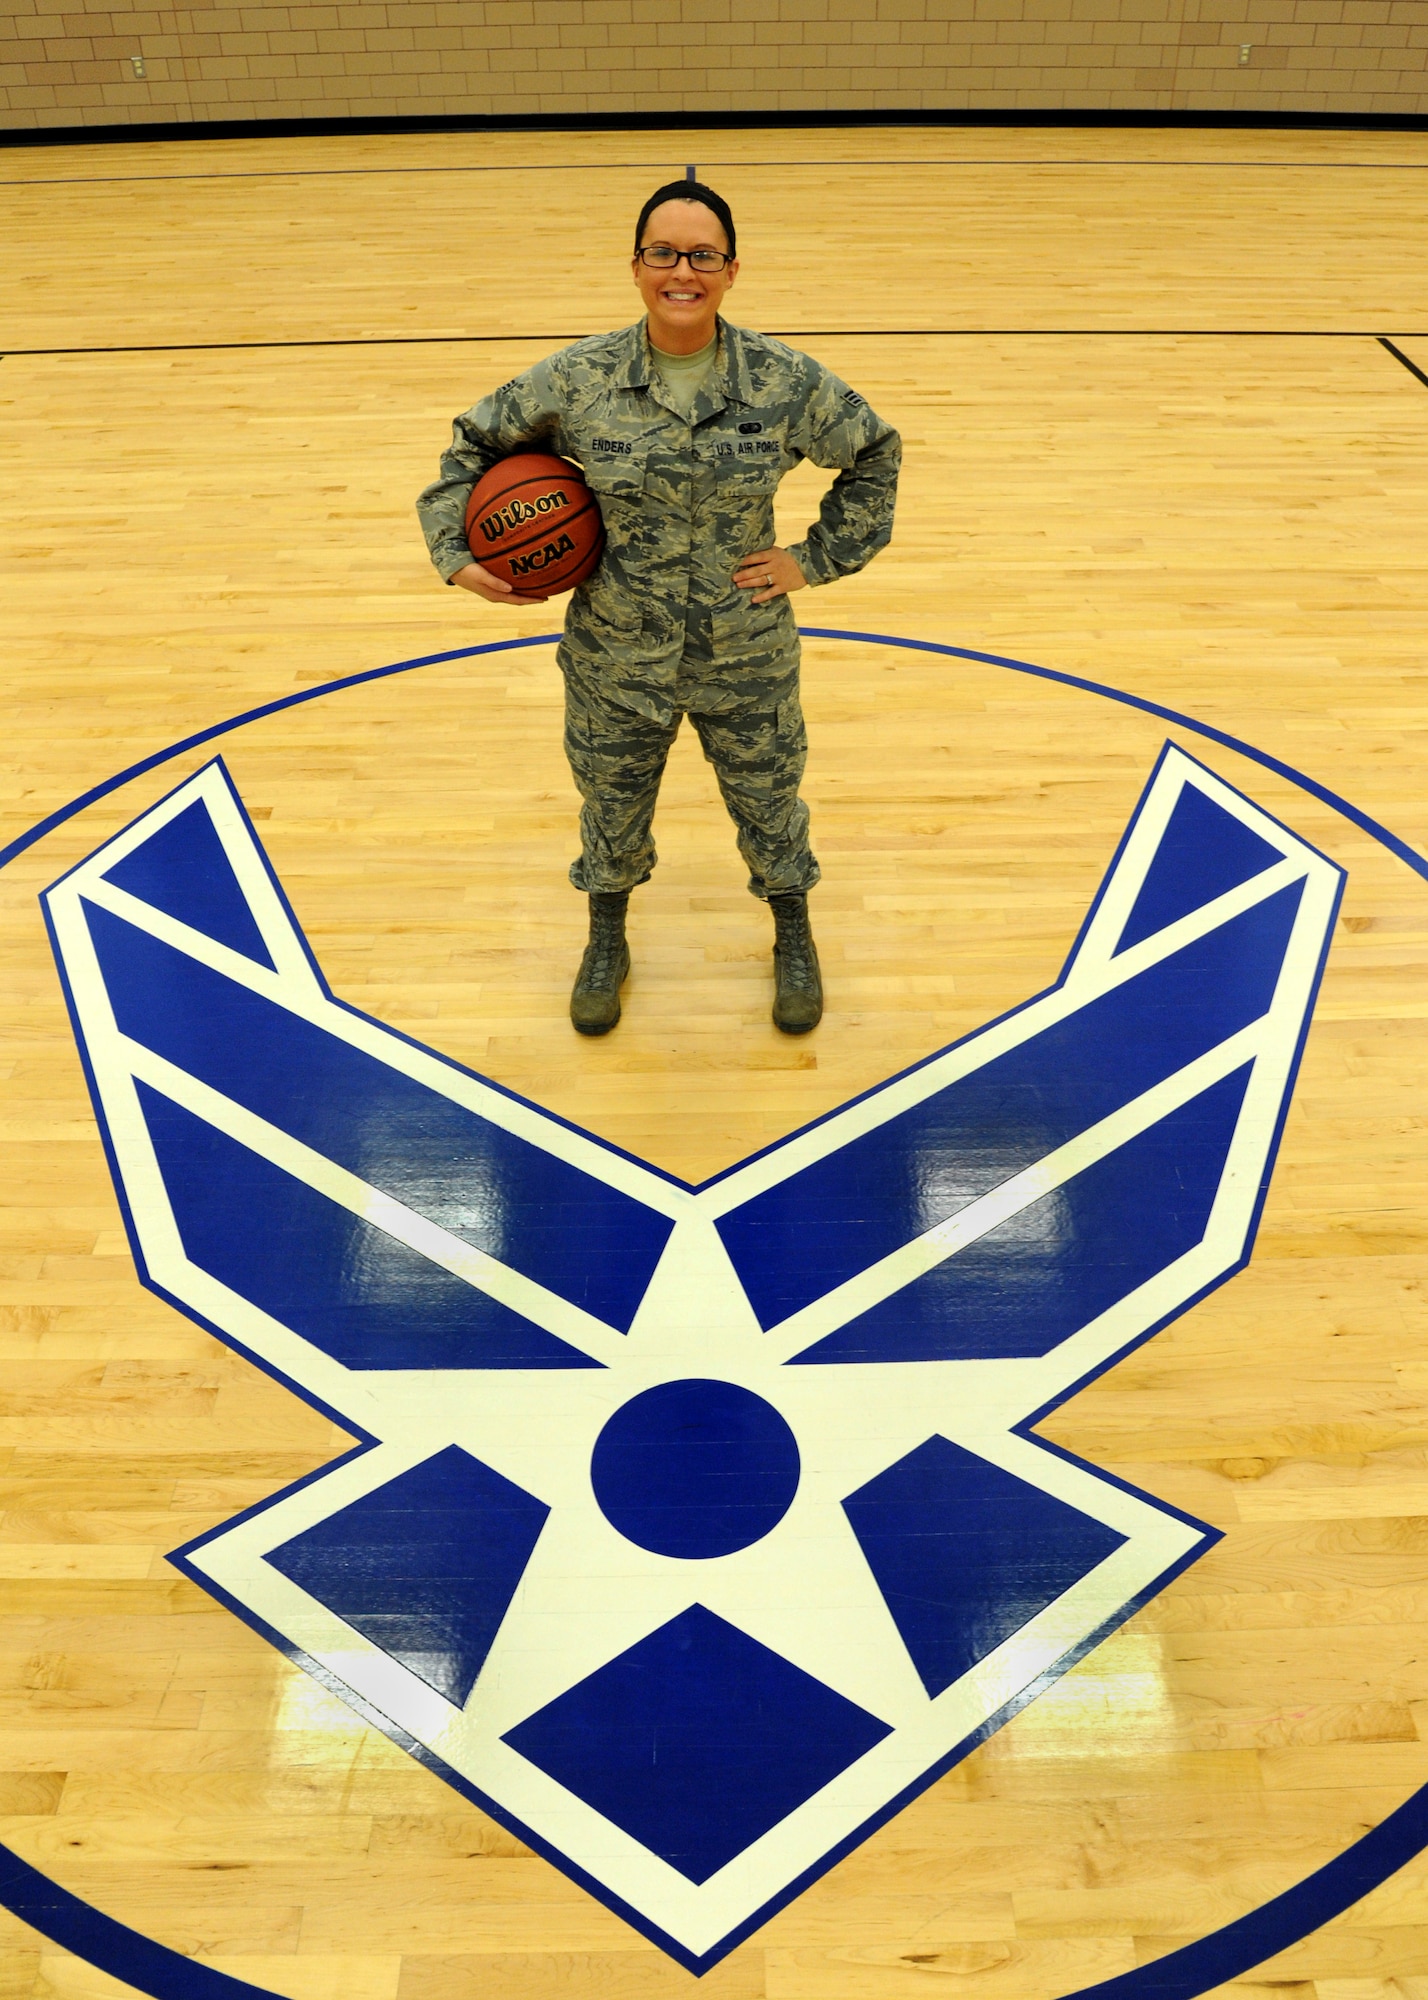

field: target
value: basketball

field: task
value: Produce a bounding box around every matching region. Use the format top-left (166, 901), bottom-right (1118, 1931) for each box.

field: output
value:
top-left (463, 451), bottom-right (604, 599)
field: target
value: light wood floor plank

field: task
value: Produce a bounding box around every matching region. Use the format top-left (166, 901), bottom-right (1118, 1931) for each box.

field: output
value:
top-left (1, 124), bottom-right (1427, 2000)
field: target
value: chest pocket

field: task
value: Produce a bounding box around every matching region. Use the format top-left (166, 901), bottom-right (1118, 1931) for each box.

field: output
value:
top-left (711, 453), bottom-right (782, 504)
top-left (582, 453), bottom-right (648, 512)
top-left (724, 446), bottom-right (782, 478)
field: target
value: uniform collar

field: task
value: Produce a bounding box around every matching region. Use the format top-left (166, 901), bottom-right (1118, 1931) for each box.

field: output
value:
top-left (618, 316), bottom-right (756, 418)
top-left (614, 319), bottom-right (655, 391)
top-left (710, 319), bottom-right (756, 408)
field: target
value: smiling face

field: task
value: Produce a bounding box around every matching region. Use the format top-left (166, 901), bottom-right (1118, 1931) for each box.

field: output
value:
top-left (633, 199), bottom-right (738, 355)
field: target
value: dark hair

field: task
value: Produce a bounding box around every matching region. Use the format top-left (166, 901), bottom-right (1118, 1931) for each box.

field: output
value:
top-left (633, 179), bottom-right (736, 258)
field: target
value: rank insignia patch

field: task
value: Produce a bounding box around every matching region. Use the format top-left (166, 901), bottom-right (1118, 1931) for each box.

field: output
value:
top-left (41, 744), bottom-right (1343, 1973)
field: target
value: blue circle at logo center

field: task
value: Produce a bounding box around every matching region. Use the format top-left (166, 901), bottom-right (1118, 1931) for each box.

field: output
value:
top-left (591, 1378), bottom-right (801, 1559)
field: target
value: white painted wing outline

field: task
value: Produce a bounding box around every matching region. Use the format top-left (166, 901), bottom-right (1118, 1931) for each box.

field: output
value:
top-left (44, 744), bottom-right (1341, 1388)
top-left (40, 743), bottom-right (1345, 1970)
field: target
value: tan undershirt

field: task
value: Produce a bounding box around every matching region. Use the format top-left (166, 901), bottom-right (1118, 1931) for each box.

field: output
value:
top-left (648, 332), bottom-right (718, 418)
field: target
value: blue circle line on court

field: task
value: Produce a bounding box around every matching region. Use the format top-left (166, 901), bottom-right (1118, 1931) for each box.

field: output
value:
top-left (1, 623), bottom-right (1425, 2000)
top-left (0, 634), bottom-right (560, 875)
top-left (2, 626), bottom-right (1426, 886)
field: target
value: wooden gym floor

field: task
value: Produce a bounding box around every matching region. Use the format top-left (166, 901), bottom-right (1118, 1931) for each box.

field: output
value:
top-left (3, 121), bottom-right (1428, 2000)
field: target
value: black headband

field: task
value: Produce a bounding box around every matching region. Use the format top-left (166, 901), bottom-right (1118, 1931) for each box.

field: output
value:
top-left (634, 180), bottom-right (736, 258)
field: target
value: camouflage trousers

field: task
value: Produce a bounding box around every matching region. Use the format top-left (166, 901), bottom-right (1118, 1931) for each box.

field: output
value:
top-left (562, 671), bottom-right (820, 901)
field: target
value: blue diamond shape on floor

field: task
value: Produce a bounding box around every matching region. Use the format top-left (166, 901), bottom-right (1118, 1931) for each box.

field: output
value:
top-left (267, 1446), bottom-right (549, 1707)
top-left (502, 1604), bottom-right (892, 1883)
top-left (1114, 781), bottom-right (1282, 954)
top-left (103, 796), bottom-right (276, 968)
top-left (843, 1437), bottom-right (1128, 1698)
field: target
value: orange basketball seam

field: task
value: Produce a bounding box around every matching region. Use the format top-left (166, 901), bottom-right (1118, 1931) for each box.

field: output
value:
top-left (484, 496), bottom-right (602, 566)
top-left (463, 452), bottom-right (602, 597)
top-left (472, 482), bottom-right (596, 540)
top-left (468, 451), bottom-right (583, 512)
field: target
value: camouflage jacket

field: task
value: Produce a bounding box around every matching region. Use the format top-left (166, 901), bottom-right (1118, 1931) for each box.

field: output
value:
top-left (415, 317), bottom-right (901, 720)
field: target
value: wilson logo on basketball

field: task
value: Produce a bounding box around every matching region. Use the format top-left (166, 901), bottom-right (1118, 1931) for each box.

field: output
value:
top-left (476, 488), bottom-right (571, 543)
top-left (508, 533), bottom-right (577, 576)
top-left (463, 450), bottom-right (604, 599)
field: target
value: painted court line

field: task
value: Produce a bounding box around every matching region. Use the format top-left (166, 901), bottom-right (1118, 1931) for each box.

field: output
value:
top-left (0, 629), bottom-right (1426, 1999)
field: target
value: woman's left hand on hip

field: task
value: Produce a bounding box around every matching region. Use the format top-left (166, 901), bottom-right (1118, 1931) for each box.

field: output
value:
top-left (733, 546), bottom-right (807, 605)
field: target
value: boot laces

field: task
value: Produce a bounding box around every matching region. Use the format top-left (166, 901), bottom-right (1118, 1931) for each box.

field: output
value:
top-left (583, 899), bottom-right (627, 985)
top-left (772, 900), bottom-right (817, 984)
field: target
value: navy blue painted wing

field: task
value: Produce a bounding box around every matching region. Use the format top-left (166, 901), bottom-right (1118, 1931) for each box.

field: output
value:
top-left (708, 745), bottom-right (1342, 1364)
top-left (44, 760), bottom-right (682, 1374)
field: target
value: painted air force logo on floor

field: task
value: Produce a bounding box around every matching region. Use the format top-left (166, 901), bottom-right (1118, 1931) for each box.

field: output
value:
top-left (42, 744), bottom-right (1341, 1974)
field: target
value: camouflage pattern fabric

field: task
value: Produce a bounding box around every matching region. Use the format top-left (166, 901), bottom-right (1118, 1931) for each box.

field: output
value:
top-left (564, 669), bottom-right (817, 899)
top-left (417, 316), bottom-right (900, 718)
top-left (416, 315), bottom-right (900, 894)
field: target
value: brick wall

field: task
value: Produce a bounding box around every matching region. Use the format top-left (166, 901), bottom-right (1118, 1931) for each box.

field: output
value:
top-left (2, 0), bottom-right (1425, 132)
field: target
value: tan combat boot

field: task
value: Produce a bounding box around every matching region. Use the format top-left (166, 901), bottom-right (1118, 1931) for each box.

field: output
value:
top-left (769, 891), bottom-right (823, 1034)
top-left (570, 891), bottom-right (631, 1035)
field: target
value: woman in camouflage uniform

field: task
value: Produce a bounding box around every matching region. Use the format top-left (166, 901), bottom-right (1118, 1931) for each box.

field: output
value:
top-left (417, 180), bottom-right (900, 1037)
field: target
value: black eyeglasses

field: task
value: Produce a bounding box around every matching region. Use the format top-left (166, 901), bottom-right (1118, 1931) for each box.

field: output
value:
top-left (636, 246), bottom-right (733, 273)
